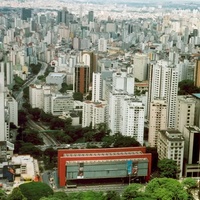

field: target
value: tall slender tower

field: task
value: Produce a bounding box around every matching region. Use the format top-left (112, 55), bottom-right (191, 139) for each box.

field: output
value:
top-left (0, 72), bottom-right (5, 141)
top-left (148, 60), bottom-right (179, 128)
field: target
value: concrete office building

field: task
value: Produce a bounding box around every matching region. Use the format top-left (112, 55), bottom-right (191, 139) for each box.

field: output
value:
top-left (46, 73), bottom-right (66, 90)
top-left (176, 95), bottom-right (196, 133)
top-left (192, 93), bottom-right (200, 127)
top-left (148, 99), bottom-right (167, 147)
top-left (51, 94), bottom-right (74, 116)
top-left (157, 129), bottom-right (184, 178)
top-left (183, 126), bottom-right (200, 177)
top-left (148, 60), bottom-right (179, 128)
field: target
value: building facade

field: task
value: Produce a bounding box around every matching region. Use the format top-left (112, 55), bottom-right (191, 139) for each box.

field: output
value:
top-left (176, 95), bottom-right (196, 133)
top-left (148, 60), bottom-right (179, 128)
top-left (157, 129), bottom-right (184, 178)
top-left (58, 147), bottom-right (152, 187)
top-left (148, 99), bottom-right (167, 147)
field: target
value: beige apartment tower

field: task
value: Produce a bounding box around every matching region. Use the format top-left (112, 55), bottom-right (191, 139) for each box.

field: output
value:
top-left (176, 95), bottom-right (196, 133)
top-left (148, 99), bottom-right (167, 147)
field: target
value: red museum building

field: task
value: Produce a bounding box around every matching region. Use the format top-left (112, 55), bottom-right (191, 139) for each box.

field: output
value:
top-left (58, 147), bottom-right (152, 187)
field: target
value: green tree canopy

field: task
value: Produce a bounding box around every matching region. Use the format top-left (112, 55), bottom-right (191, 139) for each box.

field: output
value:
top-left (18, 110), bottom-right (28, 126)
top-left (182, 177), bottom-right (197, 192)
top-left (158, 158), bottom-right (178, 178)
top-left (104, 191), bottom-right (121, 200)
top-left (73, 92), bottom-right (83, 101)
top-left (0, 188), bottom-right (7, 200)
top-left (113, 134), bottom-right (140, 147)
top-left (19, 182), bottom-right (53, 200)
top-left (178, 79), bottom-right (200, 95)
top-left (122, 184), bottom-right (144, 200)
top-left (7, 187), bottom-right (27, 200)
top-left (23, 86), bottom-right (29, 100)
top-left (145, 178), bottom-right (188, 200)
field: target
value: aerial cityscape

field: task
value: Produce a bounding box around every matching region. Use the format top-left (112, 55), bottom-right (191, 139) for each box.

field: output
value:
top-left (0, 0), bottom-right (200, 199)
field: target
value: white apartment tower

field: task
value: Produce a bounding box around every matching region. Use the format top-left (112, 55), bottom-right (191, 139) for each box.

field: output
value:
top-left (0, 72), bottom-right (6, 141)
top-left (7, 96), bottom-right (18, 127)
top-left (148, 60), bottom-right (179, 128)
top-left (176, 95), bottom-right (196, 133)
top-left (121, 96), bottom-right (145, 145)
top-left (98, 38), bottom-right (107, 52)
top-left (29, 84), bottom-right (43, 109)
top-left (92, 72), bottom-right (102, 102)
top-left (133, 53), bottom-right (148, 81)
top-left (82, 100), bottom-right (107, 128)
top-left (148, 99), bottom-right (167, 147)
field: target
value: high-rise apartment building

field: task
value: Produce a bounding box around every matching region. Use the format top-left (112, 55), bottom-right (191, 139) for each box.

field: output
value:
top-left (194, 58), bottom-right (200, 88)
top-left (176, 95), bottom-right (196, 133)
top-left (82, 51), bottom-right (98, 82)
top-left (133, 53), bottom-right (148, 81)
top-left (7, 96), bottom-right (18, 127)
top-left (74, 64), bottom-right (90, 94)
top-left (148, 99), bottom-right (167, 147)
top-left (29, 84), bottom-right (43, 109)
top-left (82, 100), bottom-right (107, 128)
top-left (92, 73), bottom-right (102, 102)
top-left (148, 60), bottom-right (179, 128)
top-left (121, 96), bottom-right (145, 145)
top-left (157, 129), bottom-right (184, 178)
top-left (98, 38), bottom-right (107, 52)
top-left (0, 72), bottom-right (5, 141)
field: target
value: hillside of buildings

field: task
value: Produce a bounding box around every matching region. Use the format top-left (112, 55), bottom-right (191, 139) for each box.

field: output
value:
top-left (0, 0), bottom-right (200, 199)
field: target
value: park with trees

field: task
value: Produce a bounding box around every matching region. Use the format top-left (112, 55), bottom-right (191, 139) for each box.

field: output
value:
top-left (1, 177), bottom-right (197, 200)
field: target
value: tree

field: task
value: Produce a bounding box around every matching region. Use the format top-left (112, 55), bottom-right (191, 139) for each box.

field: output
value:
top-left (40, 111), bottom-right (52, 123)
top-left (73, 92), bottom-right (83, 101)
top-left (104, 191), bottom-right (120, 200)
top-left (16, 129), bottom-right (43, 145)
top-left (44, 148), bottom-right (57, 165)
top-left (50, 118), bottom-right (66, 130)
top-left (182, 177), bottom-right (197, 197)
top-left (158, 158), bottom-right (178, 178)
top-left (178, 79), bottom-right (200, 95)
top-left (0, 189), bottom-right (7, 200)
top-left (22, 102), bottom-right (31, 110)
top-left (23, 87), bottom-right (29, 100)
top-left (29, 108), bottom-right (41, 121)
top-left (7, 187), bottom-right (27, 200)
top-left (122, 184), bottom-right (143, 200)
top-left (113, 134), bottom-right (140, 147)
top-left (19, 182), bottom-right (53, 200)
top-left (50, 192), bottom-right (68, 200)
top-left (19, 143), bottom-right (43, 158)
top-left (18, 110), bottom-right (28, 126)
top-left (145, 178), bottom-right (188, 200)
